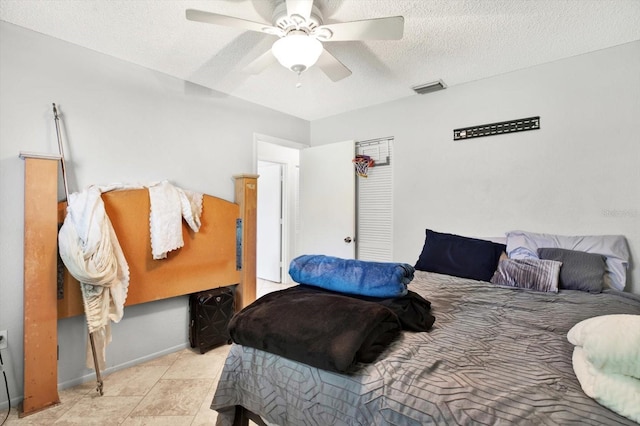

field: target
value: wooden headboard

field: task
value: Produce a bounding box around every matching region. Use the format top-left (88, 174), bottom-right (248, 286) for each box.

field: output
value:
top-left (20, 151), bottom-right (257, 417)
top-left (56, 187), bottom-right (253, 318)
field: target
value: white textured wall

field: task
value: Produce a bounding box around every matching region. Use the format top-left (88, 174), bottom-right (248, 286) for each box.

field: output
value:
top-left (0, 22), bottom-right (308, 408)
top-left (311, 41), bottom-right (640, 295)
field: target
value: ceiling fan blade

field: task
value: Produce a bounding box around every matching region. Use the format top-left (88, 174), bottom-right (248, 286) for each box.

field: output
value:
top-left (316, 49), bottom-right (352, 82)
top-left (244, 49), bottom-right (277, 74)
top-left (186, 9), bottom-right (281, 36)
top-left (286, 0), bottom-right (314, 21)
top-left (317, 16), bottom-right (404, 41)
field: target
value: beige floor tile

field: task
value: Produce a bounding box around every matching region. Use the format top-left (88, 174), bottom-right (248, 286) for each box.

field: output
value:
top-left (161, 346), bottom-right (229, 380)
top-left (139, 349), bottom-right (183, 367)
top-left (192, 377), bottom-right (220, 423)
top-left (0, 408), bottom-right (9, 423)
top-left (2, 380), bottom-right (97, 425)
top-left (4, 403), bottom-right (61, 424)
top-left (129, 379), bottom-right (213, 417)
top-left (191, 406), bottom-right (218, 426)
top-left (120, 415), bottom-right (194, 425)
top-left (203, 378), bottom-right (220, 406)
top-left (53, 395), bottom-right (143, 425)
top-left (59, 381), bottom-right (96, 400)
top-left (101, 365), bottom-right (169, 397)
top-left (13, 405), bottom-right (67, 425)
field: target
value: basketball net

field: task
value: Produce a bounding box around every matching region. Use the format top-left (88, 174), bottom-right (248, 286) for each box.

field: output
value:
top-left (352, 155), bottom-right (375, 178)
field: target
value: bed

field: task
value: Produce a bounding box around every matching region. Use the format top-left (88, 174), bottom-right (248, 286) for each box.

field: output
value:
top-left (210, 230), bottom-right (640, 425)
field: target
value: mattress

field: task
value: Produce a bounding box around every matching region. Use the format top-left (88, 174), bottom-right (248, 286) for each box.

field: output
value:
top-left (211, 271), bottom-right (640, 425)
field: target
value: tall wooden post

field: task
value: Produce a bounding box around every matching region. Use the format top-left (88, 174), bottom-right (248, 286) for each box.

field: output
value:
top-left (234, 174), bottom-right (258, 310)
top-left (19, 152), bottom-right (61, 416)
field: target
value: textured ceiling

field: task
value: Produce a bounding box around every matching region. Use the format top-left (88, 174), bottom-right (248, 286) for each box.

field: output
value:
top-left (1, 0), bottom-right (639, 121)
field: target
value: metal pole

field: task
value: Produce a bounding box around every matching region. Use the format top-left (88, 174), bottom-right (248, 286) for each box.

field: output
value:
top-left (53, 103), bottom-right (104, 396)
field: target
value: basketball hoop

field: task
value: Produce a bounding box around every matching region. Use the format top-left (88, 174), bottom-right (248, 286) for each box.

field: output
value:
top-left (352, 155), bottom-right (375, 178)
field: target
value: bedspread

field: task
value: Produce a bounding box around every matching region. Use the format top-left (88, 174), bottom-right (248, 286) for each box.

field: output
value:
top-left (212, 271), bottom-right (640, 425)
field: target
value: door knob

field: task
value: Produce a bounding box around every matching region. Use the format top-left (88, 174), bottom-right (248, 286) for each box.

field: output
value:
top-left (344, 237), bottom-right (352, 243)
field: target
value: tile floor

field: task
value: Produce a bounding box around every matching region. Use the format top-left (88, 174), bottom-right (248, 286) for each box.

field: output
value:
top-left (0, 279), bottom-right (295, 426)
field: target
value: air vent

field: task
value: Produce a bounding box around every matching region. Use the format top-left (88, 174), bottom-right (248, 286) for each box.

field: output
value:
top-left (412, 80), bottom-right (446, 95)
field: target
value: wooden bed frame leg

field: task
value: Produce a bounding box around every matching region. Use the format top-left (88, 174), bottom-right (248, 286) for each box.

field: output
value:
top-left (233, 405), bottom-right (249, 426)
top-left (233, 405), bottom-right (268, 426)
top-left (233, 174), bottom-right (258, 311)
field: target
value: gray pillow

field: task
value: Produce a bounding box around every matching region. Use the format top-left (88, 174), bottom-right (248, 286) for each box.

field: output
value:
top-left (490, 258), bottom-right (562, 293)
top-left (537, 248), bottom-right (606, 293)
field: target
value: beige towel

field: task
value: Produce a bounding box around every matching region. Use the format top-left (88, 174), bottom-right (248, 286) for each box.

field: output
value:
top-left (58, 185), bottom-right (129, 370)
top-left (148, 180), bottom-right (203, 259)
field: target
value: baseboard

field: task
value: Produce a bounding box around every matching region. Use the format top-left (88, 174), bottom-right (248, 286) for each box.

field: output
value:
top-left (57, 342), bottom-right (189, 391)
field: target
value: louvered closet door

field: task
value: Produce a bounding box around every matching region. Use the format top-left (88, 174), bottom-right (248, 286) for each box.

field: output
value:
top-left (356, 139), bottom-right (393, 261)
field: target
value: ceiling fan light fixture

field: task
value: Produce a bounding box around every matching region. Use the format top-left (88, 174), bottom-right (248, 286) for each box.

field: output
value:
top-left (272, 32), bottom-right (323, 74)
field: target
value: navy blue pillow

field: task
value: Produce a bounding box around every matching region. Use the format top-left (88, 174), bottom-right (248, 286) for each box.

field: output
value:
top-left (415, 229), bottom-right (506, 282)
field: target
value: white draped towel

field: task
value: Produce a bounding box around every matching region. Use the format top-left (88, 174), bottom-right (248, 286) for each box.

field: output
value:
top-left (148, 180), bottom-right (203, 259)
top-left (58, 185), bottom-right (130, 370)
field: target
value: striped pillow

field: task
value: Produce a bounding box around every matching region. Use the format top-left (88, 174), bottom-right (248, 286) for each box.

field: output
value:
top-left (490, 258), bottom-right (562, 293)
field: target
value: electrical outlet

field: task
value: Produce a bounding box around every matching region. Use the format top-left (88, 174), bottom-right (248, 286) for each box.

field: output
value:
top-left (0, 330), bottom-right (7, 349)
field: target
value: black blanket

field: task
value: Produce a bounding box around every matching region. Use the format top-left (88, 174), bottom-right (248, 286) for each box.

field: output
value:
top-left (229, 286), bottom-right (402, 373)
top-left (357, 290), bottom-right (435, 331)
top-left (299, 285), bottom-right (435, 332)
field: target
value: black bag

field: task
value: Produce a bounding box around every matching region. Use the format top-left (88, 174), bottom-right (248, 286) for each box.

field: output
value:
top-left (189, 286), bottom-right (235, 354)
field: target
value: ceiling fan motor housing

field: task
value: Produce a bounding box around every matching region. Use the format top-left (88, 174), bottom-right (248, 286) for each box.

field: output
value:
top-left (272, 2), bottom-right (323, 35)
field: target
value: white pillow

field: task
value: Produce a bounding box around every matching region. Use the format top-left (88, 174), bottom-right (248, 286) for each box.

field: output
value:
top-left (567, 314), bottom-right (640, 379)
top-left (505, 230), bottom-right (629, 290)
top-left (572, 347), bottom-right (640, 423)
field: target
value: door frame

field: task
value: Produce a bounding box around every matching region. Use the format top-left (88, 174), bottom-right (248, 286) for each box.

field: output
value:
top-left (256, 160), bottom-right (284, 282)
top-left (254, 133), bottom-right (307, 283)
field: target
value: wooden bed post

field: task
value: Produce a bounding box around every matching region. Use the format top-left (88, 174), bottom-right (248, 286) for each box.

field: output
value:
top-left (19, 152), bottom-right (61, 416)
top-left (234, 174), bottom-right (258, 310)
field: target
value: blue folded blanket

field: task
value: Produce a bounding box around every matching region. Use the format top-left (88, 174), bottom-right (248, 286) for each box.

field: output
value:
top-left (288, 255), bottom-right (414, 298)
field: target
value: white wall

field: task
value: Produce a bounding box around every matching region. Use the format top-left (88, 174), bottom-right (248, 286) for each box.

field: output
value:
top-left (311, 41), bottom-right (640, 295)
top-left (0, 22), bottom-right (308, 408)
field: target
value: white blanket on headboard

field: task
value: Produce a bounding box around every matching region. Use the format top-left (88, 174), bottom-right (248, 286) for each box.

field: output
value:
top-left (58, 185), bottom-right (130, 369)
top-left (148, 180), bottom-right (203, 260)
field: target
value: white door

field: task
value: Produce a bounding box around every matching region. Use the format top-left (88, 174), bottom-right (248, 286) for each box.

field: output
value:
top-left (257, 161), bottom-right (282, 282)
top-left (299, 140), bottom-right (355, 258)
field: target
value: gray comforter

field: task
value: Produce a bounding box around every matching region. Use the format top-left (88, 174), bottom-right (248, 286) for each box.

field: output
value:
top-left (211, 271), bottom-right (640, 425)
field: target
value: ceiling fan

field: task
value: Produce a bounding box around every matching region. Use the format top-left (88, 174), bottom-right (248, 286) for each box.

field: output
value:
top-left (186, 0), bottom-right (404, 82)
